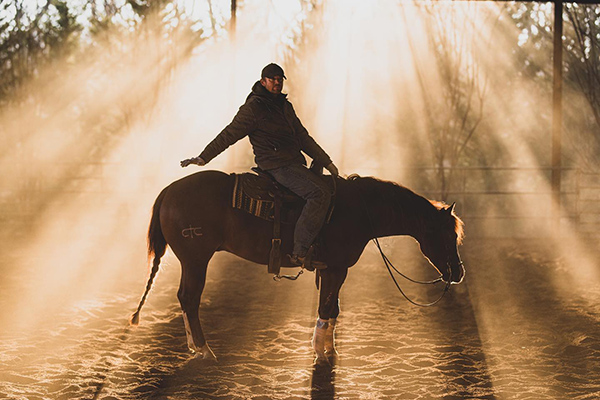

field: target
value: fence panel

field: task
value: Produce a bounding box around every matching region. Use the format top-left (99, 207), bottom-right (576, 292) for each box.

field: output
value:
top-left (1, 163), bottom-right (598, 238)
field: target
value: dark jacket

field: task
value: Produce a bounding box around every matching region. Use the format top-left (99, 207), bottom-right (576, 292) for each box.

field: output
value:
top-left (199, 81), bottom-right (332, 170)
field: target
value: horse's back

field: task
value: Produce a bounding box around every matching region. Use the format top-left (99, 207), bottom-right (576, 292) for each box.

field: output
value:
top-left (163, 170), bottom-right (233, 209)
top-left (170, 169), bottom-right (232, 189)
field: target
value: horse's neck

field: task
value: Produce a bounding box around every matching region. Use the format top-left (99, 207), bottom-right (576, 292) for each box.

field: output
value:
top-left (361, 184), bottom-right (428, 241)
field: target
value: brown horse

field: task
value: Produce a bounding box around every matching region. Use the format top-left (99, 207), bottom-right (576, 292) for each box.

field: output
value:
top-left (130, 170), bottom-right (465, 362)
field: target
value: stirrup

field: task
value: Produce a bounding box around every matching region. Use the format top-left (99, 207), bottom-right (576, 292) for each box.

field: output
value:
top-left (305, 245), bottom-right (327, 270)
top-left (288, 253), bottom-right (316, 271)
top-left (288, 254), bottom-right (305, 267)
top-left (288, 249), bottom-right (326, 272)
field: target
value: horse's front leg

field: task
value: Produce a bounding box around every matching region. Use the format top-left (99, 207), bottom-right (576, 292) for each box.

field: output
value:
top-left (313, 268), bottom-right (348, 363)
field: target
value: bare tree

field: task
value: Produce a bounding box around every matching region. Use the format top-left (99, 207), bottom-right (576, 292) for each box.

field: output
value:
top-left (504, 2), bottom-right (600, 171)
top-left (0, 0), bottom-right (208, 233)
top-left (564, 4), bottom-right (600, 171)
top-left (414, 3), bottom-right (489, 200)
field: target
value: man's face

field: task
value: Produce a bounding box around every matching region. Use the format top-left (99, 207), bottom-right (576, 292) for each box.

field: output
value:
top-left (261, 76), bottom-right (284, 94)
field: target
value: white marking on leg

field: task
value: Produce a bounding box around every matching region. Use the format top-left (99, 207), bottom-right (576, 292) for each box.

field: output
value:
top-left (182, 311), bottom-right (199, 352)
top-left (183, 311), bottom-right (217, 361)
top-left (312, 318), bottom-right (328, 362)
top-left (325, 318), bottom-right (338, 356)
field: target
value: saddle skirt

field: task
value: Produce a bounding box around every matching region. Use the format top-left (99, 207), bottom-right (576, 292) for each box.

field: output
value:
top-left (231, 172), bottom-right (304, 222)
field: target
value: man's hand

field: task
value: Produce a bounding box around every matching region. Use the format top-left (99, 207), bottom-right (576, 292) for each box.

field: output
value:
top-left (325, 162), bottom-right (339, 177)
top-left (180, 157), bottom-right (206, 168)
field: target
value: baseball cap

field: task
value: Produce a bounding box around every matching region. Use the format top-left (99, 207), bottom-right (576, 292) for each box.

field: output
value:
top-left (261, 63), bottom-right (286, 79)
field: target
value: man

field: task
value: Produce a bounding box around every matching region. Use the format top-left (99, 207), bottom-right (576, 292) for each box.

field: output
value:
top-left (181, 63), bottom-right (339, 266)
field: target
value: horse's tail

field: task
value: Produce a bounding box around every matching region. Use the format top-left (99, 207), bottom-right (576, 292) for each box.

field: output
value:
top-left (130, 187), bottom-right (169, 326)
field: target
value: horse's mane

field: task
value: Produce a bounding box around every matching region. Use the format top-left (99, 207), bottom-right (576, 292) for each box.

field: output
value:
top-left (347, 174), bottom-right (423, 204)
top-left (347, 174), bottom-right (465, 244)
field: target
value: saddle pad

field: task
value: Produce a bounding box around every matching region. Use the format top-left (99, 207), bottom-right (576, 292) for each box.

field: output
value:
top-left (232, 173), bottom-right (277, 221)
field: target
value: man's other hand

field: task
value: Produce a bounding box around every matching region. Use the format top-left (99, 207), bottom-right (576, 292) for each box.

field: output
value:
top-left (326, 162), bottom-right (339, 177)
top-left (180, 157), bottom-right (206, 167)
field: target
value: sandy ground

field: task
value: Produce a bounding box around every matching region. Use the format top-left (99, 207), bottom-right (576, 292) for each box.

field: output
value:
top-left (0, 237), bottom-right (599, 400)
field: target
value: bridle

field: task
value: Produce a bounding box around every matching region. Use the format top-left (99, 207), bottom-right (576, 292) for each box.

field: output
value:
top-left (359, 187), bottom-right (455, 307)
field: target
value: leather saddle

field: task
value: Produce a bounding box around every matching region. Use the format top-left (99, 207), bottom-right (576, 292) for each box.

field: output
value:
top-left (231, 166), bottom-right (335, 275)
top-left (232, 168), bottom-right (304, 223)
top-left (244, 168), bottom-right (300, 203)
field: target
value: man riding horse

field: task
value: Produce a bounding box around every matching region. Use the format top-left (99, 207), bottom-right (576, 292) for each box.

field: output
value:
top-left (181, 63), bottom-right (339, 269)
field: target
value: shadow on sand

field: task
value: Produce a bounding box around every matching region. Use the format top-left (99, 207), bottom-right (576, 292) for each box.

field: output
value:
top-left (310, 358), bottom-right (336, 400)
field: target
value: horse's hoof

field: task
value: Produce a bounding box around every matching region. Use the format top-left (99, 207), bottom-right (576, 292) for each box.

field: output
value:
top-left (191, 344), bottom-right (218, 362)
top-left (325, 348), bottom-right (339, 358)
top-left (325, 350), bottom-right (338, 365)
top-left (314, 354), bottom-right (330, 366)
top-left (201, 344), bottom-right (218, 361)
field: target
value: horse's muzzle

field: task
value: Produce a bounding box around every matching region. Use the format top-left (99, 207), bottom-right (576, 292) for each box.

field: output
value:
top-left (451, 261), bottom-right (465, 285)
top-left (441, 260), bottom-right (465, 285)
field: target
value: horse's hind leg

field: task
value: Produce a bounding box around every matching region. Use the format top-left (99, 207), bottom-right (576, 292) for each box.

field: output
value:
top-left (178, 257), bottom-right (216, 360)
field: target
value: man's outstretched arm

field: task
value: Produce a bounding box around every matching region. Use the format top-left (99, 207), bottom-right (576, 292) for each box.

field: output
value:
top-left (180, 157), bottom-right (206, 168)
top-left (180, 102), bottom-right (256, 168)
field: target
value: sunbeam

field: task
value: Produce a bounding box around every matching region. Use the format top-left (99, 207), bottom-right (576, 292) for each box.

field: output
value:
top-left (1, 1), bottom-right (599, 399)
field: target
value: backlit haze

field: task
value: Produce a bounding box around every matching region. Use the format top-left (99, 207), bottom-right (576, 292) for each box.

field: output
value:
top-left (1, 1), bottom-right (598, 398)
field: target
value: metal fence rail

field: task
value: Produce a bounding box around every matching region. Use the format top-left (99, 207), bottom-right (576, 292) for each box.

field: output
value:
top-left (0, 163), bottom-right (598, 238)
top-left (367, 166), bottom-right (596, 237)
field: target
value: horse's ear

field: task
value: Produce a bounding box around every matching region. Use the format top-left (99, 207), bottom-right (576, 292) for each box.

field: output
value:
top-left (444, 203), bottom-right (456, 214)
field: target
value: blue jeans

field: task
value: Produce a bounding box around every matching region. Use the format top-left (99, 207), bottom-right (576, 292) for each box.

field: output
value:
top-left (267, 164), bottom-right (332, 257)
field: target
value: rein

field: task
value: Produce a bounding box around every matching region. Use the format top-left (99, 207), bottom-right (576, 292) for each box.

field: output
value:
top-left (372, 236), bottom-right (450, 307)
top-left (358, 185), bottom-right (451, 307)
